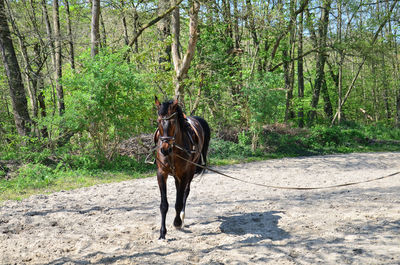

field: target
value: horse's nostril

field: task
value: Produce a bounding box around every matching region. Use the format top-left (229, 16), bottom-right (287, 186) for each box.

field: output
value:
top-left (161, 148), bottom-right (170, 156)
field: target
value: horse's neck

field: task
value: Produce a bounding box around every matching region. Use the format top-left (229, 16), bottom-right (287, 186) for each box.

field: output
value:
top-left (175, 118), bottom-right (191, 147)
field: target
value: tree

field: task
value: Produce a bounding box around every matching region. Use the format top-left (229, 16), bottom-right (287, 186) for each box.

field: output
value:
top-left (0, 0), bottom-right (31, 136)
top-left (308, 0), bottom-right (332, 124)
top-left (65, 0), bottom-right (75, 69)
top-left (171, 0), bottom-right (200, 101)
top-left (53, 0), bottom-right (64, 115)
top-left (91, 0), bottom-right (101, 57)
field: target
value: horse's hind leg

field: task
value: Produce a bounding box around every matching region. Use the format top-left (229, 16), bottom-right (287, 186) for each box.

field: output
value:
top-left (181, 178), bottom-right (192, 225)
top-left (174, 173), bottom-right (193, 229)
top-left (157, 171), bottom-right (168, 239)
top-left (173, 178), bottom-right (185, 229)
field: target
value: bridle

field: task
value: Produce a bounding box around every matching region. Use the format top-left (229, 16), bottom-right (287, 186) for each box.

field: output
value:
top-left (158, 112), bottom-right (178, 144)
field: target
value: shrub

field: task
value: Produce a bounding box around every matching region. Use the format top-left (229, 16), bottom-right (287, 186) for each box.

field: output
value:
top-left (61, 49), bottom-right (154, 162)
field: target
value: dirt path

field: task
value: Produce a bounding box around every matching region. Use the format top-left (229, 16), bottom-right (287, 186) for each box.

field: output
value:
top-left (1, 152), bottom-right (400, 264)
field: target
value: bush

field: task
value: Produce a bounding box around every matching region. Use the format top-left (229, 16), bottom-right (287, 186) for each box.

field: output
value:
top-left (14, 163), bottom-right (56, 190)
top-left (61, 49), bottom-right (154, 162)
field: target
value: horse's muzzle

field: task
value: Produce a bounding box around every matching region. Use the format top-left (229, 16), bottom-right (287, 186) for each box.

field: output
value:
top-left (160, 142), bottom-right (173, 156)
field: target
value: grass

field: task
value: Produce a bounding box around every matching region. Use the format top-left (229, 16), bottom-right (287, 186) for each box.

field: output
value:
top-left (1, 124), bottom-right (400, 203)
top-left (0, 168), bottom-right (155, 202)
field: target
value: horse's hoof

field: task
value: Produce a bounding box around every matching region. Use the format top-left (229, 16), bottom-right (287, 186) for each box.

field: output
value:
top-left (158, 237), bottom-right (168, 244)
top-left (173, 212), bottom-right (185, 229)
top-left (173, 218), bottom-right (183, 229)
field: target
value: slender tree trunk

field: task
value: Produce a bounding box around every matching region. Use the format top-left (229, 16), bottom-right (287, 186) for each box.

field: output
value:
top-left (246, 0), bottom-right (259, 47)
top-left (232, 0), bottom-right (240, 49)
top-left (283, 49), bottom-right (293, 122)
top-left (284, 0), bottom-right (298, 123)
top-left (297, 10), bottom-right (305, 127)
top-left (41, 0), bottom-right (56, 109)
top-left (33, 43), bottom-right (48, 138)
top-left (394, 29), bottom-right (400, 126)
top-left (42, 0), bottom-right (55, 68)
top-left (91, 0), bottom-right (101, 57)
top-left (321, 75), bottom-right (333, 120)
top-left (0, 0), bottom-right (31, 136)
top-left (336, 0), bottom-right (344, 124)
top-left (53, 0), bottom-right (64, 115)
top-left (157, 0), bottom-right (171, 65)
top-left (230, 0), bottom-right (242, 99)
top-left (309, 0), bottom-right (331, 124)
top-left (65, 0), bottom-right (75, 69)
top-left (381, 53), bottom-right (392, 120)
top-left (221, 0), bottom-right (233, 44)
top-left (120, 0), bottom-right (129, 46)
top-left (100, 11), bottom-right (107, 48)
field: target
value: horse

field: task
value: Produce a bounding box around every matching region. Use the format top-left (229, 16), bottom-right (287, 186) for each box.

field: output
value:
top-left (154, 96), bottom-right (211, 240)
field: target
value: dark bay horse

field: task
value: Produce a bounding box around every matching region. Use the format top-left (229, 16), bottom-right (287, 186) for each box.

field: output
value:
top-left (154, 97), bottom-right (210, 239)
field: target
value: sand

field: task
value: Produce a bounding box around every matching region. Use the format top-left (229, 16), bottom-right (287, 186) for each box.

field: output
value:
top-left (1, 152), bottom-right (400, 264)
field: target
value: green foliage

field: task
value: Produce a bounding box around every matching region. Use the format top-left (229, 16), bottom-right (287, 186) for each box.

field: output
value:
top-left (62, 49), bottom-right (154, 161)
top-left (0, 163), bottom-right (55, 192)
top-left (209, 138), bottom-right (262, 160)
top-left (243, 72), bottom-right (286, 128)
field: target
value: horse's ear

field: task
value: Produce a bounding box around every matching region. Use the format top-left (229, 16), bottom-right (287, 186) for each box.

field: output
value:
top-left (171, 96), bottom-right (179, 110)
top-left (155, 96), bottom-right (161, 109)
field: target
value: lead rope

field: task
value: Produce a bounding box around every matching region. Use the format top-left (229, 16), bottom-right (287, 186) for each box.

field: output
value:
top-left (173, 153), bottom-right (400, 190)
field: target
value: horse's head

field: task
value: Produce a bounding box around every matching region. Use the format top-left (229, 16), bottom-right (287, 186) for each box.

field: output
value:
top-left (155, 96), bottom-right (180, 156)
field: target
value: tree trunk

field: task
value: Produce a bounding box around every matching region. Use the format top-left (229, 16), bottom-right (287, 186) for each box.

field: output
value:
top-left (41, 0), bottom-right (56, 109)
top-left (157, 0), bottom-right (171, 65)
top-left (91, 0), bottom-right (101, 57)
top-left (309, 0), bottom-right (331, 124)
top-left (232, 0), bottom-right (240, 49)
top-left (53, 0), bottom-right (64, 115)
top-left (321, 75), bottom-right (333, 120)
top-left (171, 0), bottom-right (200, 101)
top-left (41, 0), bottom-right (55, 69)
top-left (0, 0), bottom-right (31, 136)
top-left (6, 2), bottom-right (38, 120)
top-left (120, 0), bottom-right (129, 46)
top-left (100, 11), bottom-right (107, 48)
top-left (297, 10), bottom-right (305, 127)
top-left (336, 0), bottom-right (344, 124)
top-left (221, 0), bottom-right (233, 43)
top-left (33, 43), bottom-right (48, 138)
top-left (65, 0), bottom-right (75, 69)
top-left (284, 0), bottom-right (297, 123)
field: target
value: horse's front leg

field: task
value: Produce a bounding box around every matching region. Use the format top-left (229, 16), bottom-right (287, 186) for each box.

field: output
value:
top-left (157, 171), bottom-right (168, 239)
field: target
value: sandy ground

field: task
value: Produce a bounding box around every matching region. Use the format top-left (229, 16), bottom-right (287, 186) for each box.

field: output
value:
top-left (1, 152), bottom-right (400, 265)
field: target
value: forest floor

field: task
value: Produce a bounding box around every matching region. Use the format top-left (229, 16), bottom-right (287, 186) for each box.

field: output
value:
top-left (1, 152), bottom-right (400, 264)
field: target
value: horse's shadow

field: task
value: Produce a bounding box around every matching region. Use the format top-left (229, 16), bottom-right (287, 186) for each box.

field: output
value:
top-left (217, 211), bottom-right (290, 243)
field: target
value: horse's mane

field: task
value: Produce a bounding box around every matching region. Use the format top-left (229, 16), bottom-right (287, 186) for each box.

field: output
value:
top-left (158, 100), bottom-right (191, 133)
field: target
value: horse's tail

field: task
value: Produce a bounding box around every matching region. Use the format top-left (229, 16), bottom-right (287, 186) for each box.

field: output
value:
top-left (193, 116), bottom-right (211, 174)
